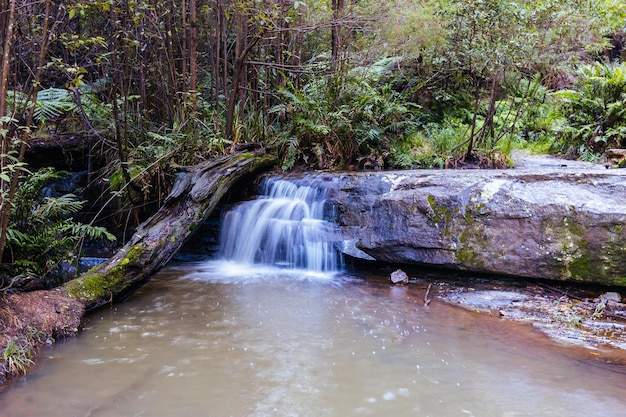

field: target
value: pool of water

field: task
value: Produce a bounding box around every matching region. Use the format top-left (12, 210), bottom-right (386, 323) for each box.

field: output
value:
top-left (1, 260), bottom-right (626, 417)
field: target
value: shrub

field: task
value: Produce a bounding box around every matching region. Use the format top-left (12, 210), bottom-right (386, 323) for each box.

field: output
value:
top-left (550, 62), bottom-right (626, 159)
top-left (5, 168), bottom-right (115, 285)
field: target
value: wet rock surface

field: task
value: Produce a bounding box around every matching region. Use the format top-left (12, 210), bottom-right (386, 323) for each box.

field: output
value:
top-left (390, 269), bottom-right (409, 284)
top-left (434, 277), bottom-right (626, 351)
top-left (324, 152), bottom-right (626, 286)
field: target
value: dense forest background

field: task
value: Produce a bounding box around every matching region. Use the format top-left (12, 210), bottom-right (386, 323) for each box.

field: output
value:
top-left (1, 0), bottom-right (625, 281)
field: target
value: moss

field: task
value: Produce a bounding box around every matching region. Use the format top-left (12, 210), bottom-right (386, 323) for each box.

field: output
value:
top-left (555, 215), bottom-right (626, 285)
top-left (456, 231), bottom-right (487, 268)
top-left (454, 199), bottom-right (490, 268)
top-left (426, 193), bottom-right (490, 268)
top-left (567, 252), bottom-right (592, 279)
top-left (426, 195), bottom-right (440, 221)
top-left (66, 244), bottom-right (143, 302)
top-left (564, 217), bottom-right (585, 237)
top-left (610, 276), bottom-right (626, 287)
top-left (456, 245), bottom-right (479, 266)
top-left (426, 194), bottom-right (456, 237)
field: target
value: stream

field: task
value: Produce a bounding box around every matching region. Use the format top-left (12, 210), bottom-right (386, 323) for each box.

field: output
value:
top-left (2, 175), bottom-right (626, 416)
top-left (1, 262), bottom-right (626, 417)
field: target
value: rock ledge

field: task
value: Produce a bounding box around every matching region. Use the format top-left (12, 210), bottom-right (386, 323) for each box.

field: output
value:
top-left (323, 153), bottom-right (626, 286)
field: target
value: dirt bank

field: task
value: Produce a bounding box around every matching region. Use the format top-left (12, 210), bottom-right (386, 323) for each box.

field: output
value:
top-left (0, 290), bottom-right (84, 384)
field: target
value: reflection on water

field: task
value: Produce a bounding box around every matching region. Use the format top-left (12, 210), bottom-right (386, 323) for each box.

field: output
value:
top-left (2, 261), bottom-right (626, 417)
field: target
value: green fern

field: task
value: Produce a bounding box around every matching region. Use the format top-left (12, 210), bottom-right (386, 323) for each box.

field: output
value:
top-left (551, 62), bottom-right (626, 157)
top-left (6, 168), bottom-right (116, 281)
top-left (33, 88), bottom-right (76, 123)
top-left (272, 64), bottom-right (419, 169)
top-left (34, 195), bottom-right (84, 220)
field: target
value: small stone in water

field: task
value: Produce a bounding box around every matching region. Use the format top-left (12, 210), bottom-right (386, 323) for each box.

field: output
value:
top-left (390, 269), bottom-right (409, 284)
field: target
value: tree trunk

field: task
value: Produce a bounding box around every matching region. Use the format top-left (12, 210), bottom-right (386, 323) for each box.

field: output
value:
top-left (465, 79), bottom-right (481, 160)
top-left (225, 32), bottom-right (261, 142)
top-left (189, 0), bottom-right (198, 140)
top-left (62, 150), bottom-right (276, 311)
top-left (0, 0), bottom-right (20, 262)
top-left (0, 0), bottom-right (53, 263)
top-left (331, 0), bottom-right (344, 71)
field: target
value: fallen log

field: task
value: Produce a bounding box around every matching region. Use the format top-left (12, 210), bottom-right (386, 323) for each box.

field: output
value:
top-left (62, 150), bottom-right (276, 311)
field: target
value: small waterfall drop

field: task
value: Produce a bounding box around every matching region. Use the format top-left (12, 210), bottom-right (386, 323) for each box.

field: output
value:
top-left (218, 178), bottom-right (343, 272)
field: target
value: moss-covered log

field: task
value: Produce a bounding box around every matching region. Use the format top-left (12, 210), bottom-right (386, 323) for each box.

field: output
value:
top-left (63, 151), bottom-right (276, 311)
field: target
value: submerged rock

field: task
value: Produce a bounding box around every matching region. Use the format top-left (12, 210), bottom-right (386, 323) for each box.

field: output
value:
top-left (390, 269), bottom-right (409, 284)
top-left (322, 154), bottom-right (626, 286)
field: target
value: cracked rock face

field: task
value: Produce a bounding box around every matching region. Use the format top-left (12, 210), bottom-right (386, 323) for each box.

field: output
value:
top-left (321, 155), bottom-right (626, 286)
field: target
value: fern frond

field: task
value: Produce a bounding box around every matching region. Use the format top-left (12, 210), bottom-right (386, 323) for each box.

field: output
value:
top-left (34, 195), bottom-right (85, 220)
top-left (34, 88), bottom-right (76, 123)
top-left (5, 228), bottom-right (34, 246)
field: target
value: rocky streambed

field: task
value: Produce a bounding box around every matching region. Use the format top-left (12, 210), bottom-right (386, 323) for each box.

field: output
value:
top-left (370, 265), bottom-right (626, 353)
top-left (436, 277), bottom-right (626, 352)
top-left (319, 152), bottom-right (626, 352)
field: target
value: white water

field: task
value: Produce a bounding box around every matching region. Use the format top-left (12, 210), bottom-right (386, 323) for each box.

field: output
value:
top-left (219, 178), bottom-right (343, 272)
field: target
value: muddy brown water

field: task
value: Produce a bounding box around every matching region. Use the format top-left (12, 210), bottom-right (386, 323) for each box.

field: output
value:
top-left (2, 261), bottom-right (626, 417)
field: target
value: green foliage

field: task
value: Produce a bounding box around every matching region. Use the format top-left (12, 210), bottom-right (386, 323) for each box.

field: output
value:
top-left (6, 88), bottom-right (81, 129)
top-left (0, 146), bottom-right (28, 188)
top-left (353, 0), bottom-right (447, 66)
top-left (389, 119), bottom-right (471, 169)
top-left (511, 80), bottom-right (555, 143)
top-left (2, 0), bottom-right (625, 186)
top-left (33, 88), bottom-right (77, 124)
top-left (550, 62), bottom-right (626, 159)
top-left (1, 337), bottom-right (35, 377)
top-left (6, 168), bottom-right (116, 282)
top-left (271, 58), bottom-right (419, 170)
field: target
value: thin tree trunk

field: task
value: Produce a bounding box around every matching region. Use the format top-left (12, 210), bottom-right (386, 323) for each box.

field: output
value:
top-left (221, 0), bottom-right (228, 105)
top-left (331, 0), bottom-right (344, 71)
top-left (165, 5), bottom-right (179, 120)
top-left (0, 0), bottom-right (19, 262)
top-left (1, 0), bottom-right (54, 259)
top-left (189, 0), bottom-right (198, 140)
top-left (109, 5), bottom-right (133, 190)
top-left (214, 0), bottom-right (222, 105)
top-left (465, 79), bottom-right (481, 160)
top-left (225, 33), bottom-right (262, 142)
top-left (181, 0), bottom-right (188, 95)
top-left (483, 74), bottom-right (500, 147)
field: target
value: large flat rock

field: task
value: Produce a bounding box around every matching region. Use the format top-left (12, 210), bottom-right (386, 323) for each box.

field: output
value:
top-left (321, 153), bottom-right (626, 286)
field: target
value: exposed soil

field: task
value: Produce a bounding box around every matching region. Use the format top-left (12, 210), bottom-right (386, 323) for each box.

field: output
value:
top-left (0, 289), bottom-right (84, 384)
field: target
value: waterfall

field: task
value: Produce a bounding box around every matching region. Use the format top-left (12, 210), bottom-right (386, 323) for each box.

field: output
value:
top-left (218, 178), bottom-right (343, 272)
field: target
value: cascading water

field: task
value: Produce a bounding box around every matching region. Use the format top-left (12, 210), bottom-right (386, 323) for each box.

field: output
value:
top-left (218, 177), bottom-right (343, 272)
